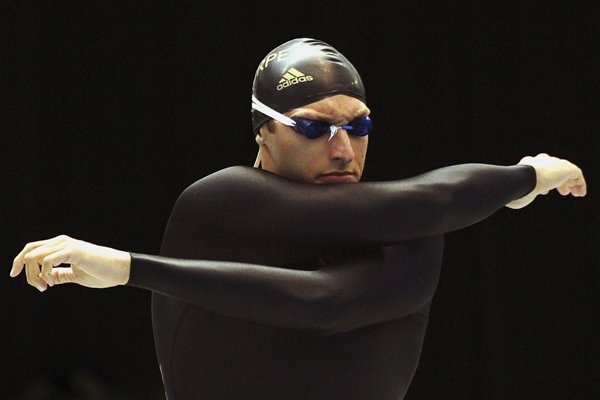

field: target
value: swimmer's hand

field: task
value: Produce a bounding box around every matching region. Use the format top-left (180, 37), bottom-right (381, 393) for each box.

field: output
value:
top-left (506, 153), bottom-right (587, 209)
top-left (10, 235), bottom-right (131, 292)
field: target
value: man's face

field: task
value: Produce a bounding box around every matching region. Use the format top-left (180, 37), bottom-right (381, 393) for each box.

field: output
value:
top-left (257, 95), bottom-right (370, 184)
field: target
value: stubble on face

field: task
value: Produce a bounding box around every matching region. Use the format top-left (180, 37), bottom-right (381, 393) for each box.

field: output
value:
top-left (259, 95), bottom-right (370, 184)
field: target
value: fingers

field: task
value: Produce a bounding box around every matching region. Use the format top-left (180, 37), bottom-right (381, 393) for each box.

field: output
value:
top-left (9, 259), bottom-right (25, 278)
top-left (29, 244), bottom-right (64, 285)
top-left (11, 235), bottom-right (73, 291)
top-left (570, 173), bottom-right (587, 197)
top-left (574, 181), bottom-right (587, 196)
top-left (11, 236), bottom-right (58, 277)
top-left (25, 260), bottom-right (47, 292)
top-left (554, 162), bottom-right (586, 197)
top-left (557, 176), bottom-right (587, 197)
top-left (23, 244), bottom-right (63, 291)
top-left (41, 248), bottom-right (75, 286)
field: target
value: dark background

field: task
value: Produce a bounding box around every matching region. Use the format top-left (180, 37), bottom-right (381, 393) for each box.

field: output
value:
top-left (4, 1), bottom-right (598, 399)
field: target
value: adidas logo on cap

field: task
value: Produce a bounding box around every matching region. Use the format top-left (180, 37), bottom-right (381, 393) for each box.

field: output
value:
top-left (276, 68), bottom-right (313, 91)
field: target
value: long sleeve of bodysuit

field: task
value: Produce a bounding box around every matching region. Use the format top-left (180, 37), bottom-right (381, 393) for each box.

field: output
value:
top-left (128, 164), bottom-right (535, 333)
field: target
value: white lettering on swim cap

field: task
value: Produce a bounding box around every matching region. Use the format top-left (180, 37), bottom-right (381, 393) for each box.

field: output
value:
top-left (277, 49), bottom-right (289, 62)
top-left (257, 49), bottom-right (292, 75)
top-left (263, 53), bottom-right (277, 69)
top-left (256, 43), bottom-right (317, 75)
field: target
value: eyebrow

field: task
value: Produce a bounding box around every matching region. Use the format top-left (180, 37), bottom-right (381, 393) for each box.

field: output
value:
top-left (288, 110), bottom-right (369, 125)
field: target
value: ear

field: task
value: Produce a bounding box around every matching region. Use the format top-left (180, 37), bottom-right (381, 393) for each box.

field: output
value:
top-left (257, 122), bottom-right (273, 145)
top-left (254, 133), bottom-right (265, 168)
top-left (255, 133), bottom-right (264, 146)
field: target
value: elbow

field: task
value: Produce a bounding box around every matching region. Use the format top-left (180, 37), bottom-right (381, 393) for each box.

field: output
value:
top-left (296, 277), bottom-right (349, 336)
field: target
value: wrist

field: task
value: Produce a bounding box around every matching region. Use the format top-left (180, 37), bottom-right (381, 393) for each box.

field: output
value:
top-left (505, 164), bottom-right (538, 209)
top-left (114, 250), bottom-right (132, 285)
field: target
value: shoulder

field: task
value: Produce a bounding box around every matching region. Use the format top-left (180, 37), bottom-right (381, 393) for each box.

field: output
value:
top-left (174, 166), bottom-right (280, 209)
top-left (181, 166), bottom-right (260, 195)
top-left (188, 166), bottom-right (260, 187)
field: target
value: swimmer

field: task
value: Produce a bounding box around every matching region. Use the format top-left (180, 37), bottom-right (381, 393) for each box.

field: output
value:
top-left (12, 38), bottom-right (586, 400)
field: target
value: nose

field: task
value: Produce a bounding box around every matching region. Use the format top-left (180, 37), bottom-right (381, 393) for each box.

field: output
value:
top-left (328, 129), bottom-right (355, 164)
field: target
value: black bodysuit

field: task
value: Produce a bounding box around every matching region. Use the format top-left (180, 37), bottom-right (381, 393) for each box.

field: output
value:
top-left (128, 164), bottom-right (535, 400)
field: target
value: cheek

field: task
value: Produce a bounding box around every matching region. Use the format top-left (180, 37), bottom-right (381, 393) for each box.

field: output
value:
top-left (354, 138), bottom-right (369, 162)
top-left (270, 132), bottom-right (299, 159)
top-left (280, 137), bottom-right (310, 161)
top-left (294, 143), bottom-right (323, 168)
top-left (273, 135), bottom-right (317, 171)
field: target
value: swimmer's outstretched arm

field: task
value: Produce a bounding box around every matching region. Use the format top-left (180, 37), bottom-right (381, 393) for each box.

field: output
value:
top-left (153, 153), bottom-right (584, 265)
top-left (11, 233), bottom-right (443, 334)
top-left (11, 154), bottom-right (585, 331)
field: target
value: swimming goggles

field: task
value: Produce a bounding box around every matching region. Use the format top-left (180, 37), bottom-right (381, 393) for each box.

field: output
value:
top-left (252, 95), bottom-right (373, 140)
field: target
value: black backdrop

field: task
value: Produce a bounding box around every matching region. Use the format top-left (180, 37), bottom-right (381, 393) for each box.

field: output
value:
top-left (5, 1), bottom-right (598, 399)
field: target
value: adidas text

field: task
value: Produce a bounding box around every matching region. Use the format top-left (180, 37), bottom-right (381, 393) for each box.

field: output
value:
top-left (277, 75), bottom-right (313, 91)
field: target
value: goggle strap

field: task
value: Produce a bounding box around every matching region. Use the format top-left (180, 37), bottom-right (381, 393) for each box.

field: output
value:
top-left (251, 95), bottom-right (296, 127)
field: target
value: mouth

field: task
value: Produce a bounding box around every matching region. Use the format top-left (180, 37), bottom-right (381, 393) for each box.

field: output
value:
top-left (316, 171), bottom-right (358, 183)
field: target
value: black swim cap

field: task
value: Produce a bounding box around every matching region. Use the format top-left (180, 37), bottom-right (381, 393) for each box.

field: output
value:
top-left (251, 38), bottom-right (366, 134)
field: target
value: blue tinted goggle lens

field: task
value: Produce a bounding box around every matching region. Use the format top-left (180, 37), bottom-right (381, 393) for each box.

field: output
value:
top-left (290, 116), bottom-right (373, 139)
